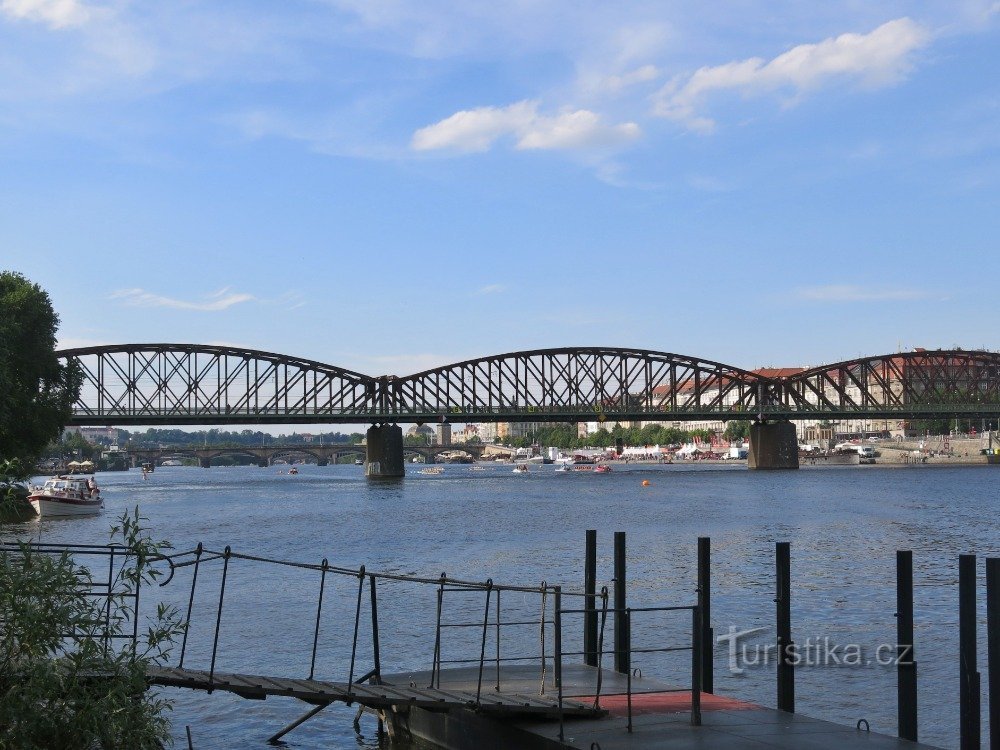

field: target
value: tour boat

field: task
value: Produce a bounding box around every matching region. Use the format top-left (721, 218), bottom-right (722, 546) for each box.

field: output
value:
top-left (28, 475), bottom-right (104, 517)
top-left (418, 466), bottom-right (444, 475)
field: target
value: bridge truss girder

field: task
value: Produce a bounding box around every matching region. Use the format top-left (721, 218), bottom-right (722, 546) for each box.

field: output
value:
top-left (56, 345), bottom-right (1000, 425)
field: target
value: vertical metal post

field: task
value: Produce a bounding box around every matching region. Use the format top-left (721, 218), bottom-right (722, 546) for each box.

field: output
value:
top-left (698, 536), bottom-right (713, 694)
top-left (431, 572), bottom-right (445, 688)
top-left (209, 546), bottom-right (232, 690)
top-left (309, 559), bottom-right (328, 680)
top-left (554, 586), bottom-right (564, 741)
top-left (987, 558), bottom-right (1000, 750)
top-left (897, 550), bottom-right (918, 741)
top-left (775, 541), bottom-right (794, 713)
top-left (584, 529), bottom-right (598, 667)
top-left (369, 574), bottom-right (381, 684)
top-left (960, 554), bottom-right (981, 750)
top-left (476, 580), bottom-right (493, 703)
top-left (691, 605), bottom-right (702, 726)
top-left (614, 531), bottom-right (629, 674)
top-left (348, 565), bottom-right (366, 692)
top-left (626, 608), bottom-right (633, 733)
top-left (495, 588), bottom-right (501, 692)
top-left (179, 542), bottom-right (202, 669)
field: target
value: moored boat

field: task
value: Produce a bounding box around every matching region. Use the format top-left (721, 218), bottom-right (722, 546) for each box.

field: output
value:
top-left (28, 475), bottom-right (103, 517)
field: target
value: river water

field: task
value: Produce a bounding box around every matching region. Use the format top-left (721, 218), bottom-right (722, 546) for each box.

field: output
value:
top-left (4, 462), bottom-right (998, 749)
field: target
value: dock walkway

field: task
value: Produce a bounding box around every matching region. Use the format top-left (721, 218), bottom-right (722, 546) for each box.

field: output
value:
top-left (145, 666), bottom-right (602, 719)
top-left (379, 665), bottom-right (940, 750)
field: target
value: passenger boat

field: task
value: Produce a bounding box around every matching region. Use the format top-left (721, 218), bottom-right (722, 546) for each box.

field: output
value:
top-left (418, 466), bottom-right (444, 475)
top-left (28, 475), bottom-right (104, 516)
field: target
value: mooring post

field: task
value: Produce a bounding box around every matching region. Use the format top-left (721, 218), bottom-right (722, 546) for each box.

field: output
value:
top-left (584, 529), bottom-right (598, 667)
top-left (960, 554), bottom-right (981, 750)
top-left (775, 541), bottom-right (794, 713)
top-left (614, 531), bottom-right (629, 674)
top-left (987, 558), bottom-right (1000, 750)
top-left (698, 536), bottom-right (713, 694)
top-left (897, 550), bottom-right (918, 741)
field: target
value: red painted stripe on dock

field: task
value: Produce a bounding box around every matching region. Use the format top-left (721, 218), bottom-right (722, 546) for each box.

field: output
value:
top-left (576, 691), bottom-right (760, 717)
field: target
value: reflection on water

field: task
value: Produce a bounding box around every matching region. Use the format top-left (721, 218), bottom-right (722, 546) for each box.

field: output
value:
top-left (5, 462), bottom-right (997, 749)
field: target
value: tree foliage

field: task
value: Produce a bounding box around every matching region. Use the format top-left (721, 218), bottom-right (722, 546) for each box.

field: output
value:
top-left (0, 272), bottom-right (81, 472)
top-left (500, 422), bottom-right (722, 449)
top-left (0, 503), bottom-right (183, 749)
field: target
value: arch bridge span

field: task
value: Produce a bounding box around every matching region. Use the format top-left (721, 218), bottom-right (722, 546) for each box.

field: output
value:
top-left (58, 344), bottom-right (1000, 426)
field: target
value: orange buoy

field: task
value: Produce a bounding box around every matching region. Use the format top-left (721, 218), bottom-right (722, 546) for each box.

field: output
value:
top-left (641, 479), bottom-right (650, 487)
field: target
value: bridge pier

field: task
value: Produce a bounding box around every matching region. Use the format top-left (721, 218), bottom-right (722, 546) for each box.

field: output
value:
top-left (199, 457), bottom-right (211, 469)
top-left (365, 424), bottom-right (405, 479)
top-left (748, 420), bottom-right (799, 470)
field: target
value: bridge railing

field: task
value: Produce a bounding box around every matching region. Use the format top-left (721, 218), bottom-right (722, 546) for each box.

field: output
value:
top-left (555, 590), bottom-right (702, 738)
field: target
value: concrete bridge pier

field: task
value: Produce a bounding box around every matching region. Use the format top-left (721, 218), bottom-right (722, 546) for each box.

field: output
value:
top-left (199, 457), bottom-right (211, 468)
top-left (365, 424), bottom-right (405, 479)
top-left (748, 420), bottom-right (799, 470)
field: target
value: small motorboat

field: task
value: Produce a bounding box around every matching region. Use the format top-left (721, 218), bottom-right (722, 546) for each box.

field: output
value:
top-left (28, 475), bottom-right (104, 517)
top-left (554, 464), bottom-right (571, 473)
top-left (512, 464), bottom-right (528, 474)
top-left (594, 465), bottom-right (612, 474)
top-left (288, 466), bottom-right (299, 475)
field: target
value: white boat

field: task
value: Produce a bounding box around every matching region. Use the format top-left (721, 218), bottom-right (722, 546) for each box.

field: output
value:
top-left (554, 464), bottom-right (571, 473)
top-left (28, 475), bottom-right (104, 517)
top-left (512, 464), bottom-right (528, 474)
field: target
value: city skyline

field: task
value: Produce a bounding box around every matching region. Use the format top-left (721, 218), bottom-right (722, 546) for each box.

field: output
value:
top-left (2, 2), bottom-right (998, 379)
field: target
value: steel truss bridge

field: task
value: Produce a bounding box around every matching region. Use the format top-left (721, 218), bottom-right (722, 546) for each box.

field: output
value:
top-left (57, 344), bottom-right (1000, 426)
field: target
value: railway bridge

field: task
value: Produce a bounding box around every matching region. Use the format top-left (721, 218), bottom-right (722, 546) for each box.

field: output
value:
top-left (58, 344), bottom-right (1000, 474)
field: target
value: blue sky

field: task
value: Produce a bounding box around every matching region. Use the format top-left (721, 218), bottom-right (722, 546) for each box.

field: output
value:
top-left (2, 0), bottom-right (999, 379)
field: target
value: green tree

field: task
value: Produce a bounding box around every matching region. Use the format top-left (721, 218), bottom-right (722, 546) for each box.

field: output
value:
top-left (0, 273), bottom-right (81, 473)
top-left (723, 421), bottom-right (751, 441)
top-left (0, 503), bottom-right (183, 749)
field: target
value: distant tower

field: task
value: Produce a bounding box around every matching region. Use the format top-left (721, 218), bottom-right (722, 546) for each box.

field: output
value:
top-left (436, 423), bottom-right (452, 446)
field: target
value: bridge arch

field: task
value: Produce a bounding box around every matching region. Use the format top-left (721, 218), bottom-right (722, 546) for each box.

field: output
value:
top-left (781, 349), bottom-right (1000, 418)
top-left (386, 347), bottom-right (766, 422)
top-left (59, 344), bottom-right (376, 426)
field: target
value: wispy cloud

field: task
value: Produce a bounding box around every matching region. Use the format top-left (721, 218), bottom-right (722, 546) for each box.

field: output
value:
top-left (412, 100), bottom-right (640, 153)
top-left (474, 284), bottom-right (506, 296)
top-left (653, 18), bottom-right (931, 133)
top-left (110, 287), bottom-right (255, 311)
top-left (793, 284), bottom-right (934, 302)
top-left (1, 0), bottom-right (92, 29)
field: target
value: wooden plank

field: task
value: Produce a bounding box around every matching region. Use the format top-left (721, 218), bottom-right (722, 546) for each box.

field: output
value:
top-left (143, 667), bottom-right (605, 719)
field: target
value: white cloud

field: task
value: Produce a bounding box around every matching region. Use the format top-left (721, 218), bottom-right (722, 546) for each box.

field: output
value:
top-left (594, 64), bottom-right (660, 94)
top-left (474, 284), bottom-right (506, 296)
top-left (793, 284), bottom-right (932, 302)
top-left (110, 287), bottom-right (255, 311)
top-left (654, 18), bottom-right (931, 132)
top-left (1, 0), bottom-right (91, 28)
top-left (412, 100), bottom-right (640, 153)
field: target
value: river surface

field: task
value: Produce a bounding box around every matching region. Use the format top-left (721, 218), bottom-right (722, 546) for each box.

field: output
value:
top-left (4, 462), bottom-right (998, 749)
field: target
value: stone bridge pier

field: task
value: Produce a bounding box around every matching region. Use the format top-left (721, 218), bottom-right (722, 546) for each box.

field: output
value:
top-left (365, 424), bottom-right (405, 479)
top-left (748, 420), bottom-right (799, 470)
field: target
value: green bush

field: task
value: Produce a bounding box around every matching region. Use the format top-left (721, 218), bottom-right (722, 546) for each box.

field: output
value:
top-left (0, 504), bottom-right (184, 749)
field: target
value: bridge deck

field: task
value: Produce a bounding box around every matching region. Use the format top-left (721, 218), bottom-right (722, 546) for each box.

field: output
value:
top-left (146, 666), bottom-right (604, 719)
